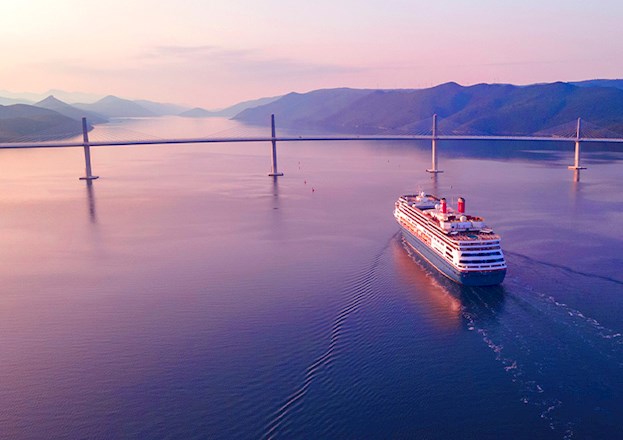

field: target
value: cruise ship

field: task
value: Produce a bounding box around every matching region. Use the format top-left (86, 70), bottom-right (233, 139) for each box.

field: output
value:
top-left (394, 192), bottom-right (506, 286)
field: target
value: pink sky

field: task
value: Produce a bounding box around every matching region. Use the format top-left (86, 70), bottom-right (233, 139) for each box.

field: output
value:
top-left (1, 0), bottom-right (622, 108)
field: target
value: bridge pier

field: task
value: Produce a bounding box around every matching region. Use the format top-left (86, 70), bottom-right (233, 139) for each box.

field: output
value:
top-left (568, 117), bottom-right (587, 172)
top-left (426, 114), bottom-right (443, 173)
top-left (79, 117), bottom-right (99, 181)
top-left (268, 114), bottom-right (284, 177)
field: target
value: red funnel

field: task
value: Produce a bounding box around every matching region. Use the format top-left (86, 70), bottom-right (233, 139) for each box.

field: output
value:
top-left (458, 197), bottom-right (465, 214)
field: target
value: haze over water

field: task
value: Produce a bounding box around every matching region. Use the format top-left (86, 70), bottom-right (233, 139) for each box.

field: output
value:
top-left (1, 117), bottom-right (622, 439)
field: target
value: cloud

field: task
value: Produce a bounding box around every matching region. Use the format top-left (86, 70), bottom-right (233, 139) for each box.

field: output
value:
top-left (141, 45), bottom-right (224, 60)
top-left (139, 44), bottom-right (359, 77)
top-left (10, 45), bottom-right (364, 107)
top-left (25, 44), bottom-right (361, 90)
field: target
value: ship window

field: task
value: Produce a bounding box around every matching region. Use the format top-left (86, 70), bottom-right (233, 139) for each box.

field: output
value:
top-left (461, 252), bottom-right (502, 257)
top-left (460, 258), bottom-right (505, 264)
top-left (460, 247), bottom-right (500, 252)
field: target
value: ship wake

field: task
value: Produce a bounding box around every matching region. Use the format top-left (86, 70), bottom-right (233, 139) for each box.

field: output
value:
top-left (461, 253), bottom-right (623, 439)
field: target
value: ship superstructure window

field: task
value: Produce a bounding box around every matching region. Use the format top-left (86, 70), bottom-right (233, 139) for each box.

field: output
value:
top-left (461, 251), bottom-right (503, 257)
top-left (460, 258), bottom-right (505, 264)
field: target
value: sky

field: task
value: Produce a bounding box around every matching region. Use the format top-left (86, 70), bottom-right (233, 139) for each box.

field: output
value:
top-left (1, 0), bottom-right (622, 108)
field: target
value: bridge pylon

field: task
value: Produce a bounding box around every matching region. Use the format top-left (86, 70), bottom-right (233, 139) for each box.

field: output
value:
top-left (568, 117), bottom-right (587, 171)
top-left (79, 117), bottom-right (99, 181)
top-left (268, 114), bottom-right (284, 177)
top-left (426, 114), bottom-right (443, 174)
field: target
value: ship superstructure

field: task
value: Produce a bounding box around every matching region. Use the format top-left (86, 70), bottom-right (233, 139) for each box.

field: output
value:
top-left (394, 192), bottom-right (506, 286)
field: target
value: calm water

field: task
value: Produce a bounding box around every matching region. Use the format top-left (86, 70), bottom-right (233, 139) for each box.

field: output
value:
top-left (1, 117), bottom-right (622, 439)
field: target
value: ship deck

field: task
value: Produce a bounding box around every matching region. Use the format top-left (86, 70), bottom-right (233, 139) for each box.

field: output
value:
top-left (446, 231), bottom-right (501, 242)
top-left (397, 195), bottom-right (500, 242)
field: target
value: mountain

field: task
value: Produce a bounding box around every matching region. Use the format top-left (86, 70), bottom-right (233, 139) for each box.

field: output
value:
top-left (134, 99), bottom-right (190, 116)
top-left (234, 82), bottom-right (623, 136)
top-left (212, 95), bottom-right (282, 117)
top-left (0, 104), bottom-right (86, 142)
top-left (74, 95), bottom-right (156, 118)
top-left (0, 89), bottom-right (44, 103)
top-left (1, 88), bottom-right (281, 119)
top-left (176, 95), bottom-right (281, 118)
top-left (0, 96), bottom-right (33, 106)
top-left (34, 95), bottom-right (108, 124)
top-left (0, 89), bottom-right (103, 104)
top-left (47, 89), bottom-right (103, 104)
top-left (179, 107), bottom-right (216, 117)
top-left (234, 88), bottom-right (372, 129)
top-left (571, 79), bottom-right (623, 90)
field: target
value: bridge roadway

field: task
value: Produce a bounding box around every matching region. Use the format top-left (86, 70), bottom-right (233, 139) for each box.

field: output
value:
top-left (1, 134), bottom-right (623, 150)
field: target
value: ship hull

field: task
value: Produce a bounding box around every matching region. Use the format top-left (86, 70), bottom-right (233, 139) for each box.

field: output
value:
top-left (400, 226), bottom-right (506, 287)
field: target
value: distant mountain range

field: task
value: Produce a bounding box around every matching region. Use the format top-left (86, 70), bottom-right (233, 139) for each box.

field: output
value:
top-left (4, 80), bottom-right (623, 142)
top-left (0, 92), bottom-right (280, 142)
top-left (211, 95), bottom-right (281, 117)
top-left (73, 95), bottom-right (157, 118)
top-left (0, 96), bottom-right (32, 106)
top-left (179, 107), bottom-right (216, 117)
top-left (0, 89), bottom-right (104, 104)
top-left (71, 95), bottom-right (199, 118)
top-left (235, 80), bottom-right (623, 136)
top-left (570, 79), bottom-right (623, 90)
top-left (35, 96), bottom-right (108, 124)
top-left (0, 89), bottom-right (281, 119)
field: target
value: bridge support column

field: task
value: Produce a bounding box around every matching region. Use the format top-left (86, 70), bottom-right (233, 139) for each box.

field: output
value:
top-left (268, 114), bottom-right (283, 177)
top-left (426, 114), bottom-right (443, 173)
top-left (568, 117), bottom-right (587, 172)
top-left (79, 117), bottom-right (99, 181)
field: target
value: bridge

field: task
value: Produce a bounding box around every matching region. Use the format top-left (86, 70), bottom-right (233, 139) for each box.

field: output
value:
top-left (1, 114), bottom-right (620, 181)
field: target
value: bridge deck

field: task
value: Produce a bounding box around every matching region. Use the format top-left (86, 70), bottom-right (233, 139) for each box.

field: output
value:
top-left (1, 134), bottom-right (622, 150)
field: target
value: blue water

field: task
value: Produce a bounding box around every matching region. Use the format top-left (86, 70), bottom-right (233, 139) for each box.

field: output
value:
top-left (0, 117), bottom-right (622, 439)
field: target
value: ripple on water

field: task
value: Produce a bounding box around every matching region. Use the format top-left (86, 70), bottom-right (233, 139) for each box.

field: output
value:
top-left (260, 237), bottom-right (395, 439)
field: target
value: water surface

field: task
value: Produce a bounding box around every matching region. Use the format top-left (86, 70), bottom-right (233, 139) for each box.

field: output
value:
top-left (1, 117), bottom-right (622, 439)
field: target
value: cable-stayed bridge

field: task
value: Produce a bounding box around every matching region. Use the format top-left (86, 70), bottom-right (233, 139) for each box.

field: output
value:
top-left (1, 114), bottom-right (621, 180)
